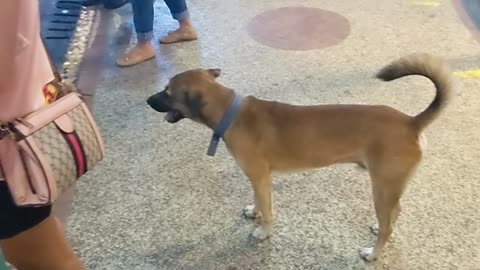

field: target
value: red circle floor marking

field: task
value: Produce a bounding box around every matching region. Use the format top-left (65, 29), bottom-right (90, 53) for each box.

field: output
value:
top-left (247, 7), bottom-right (351, 51)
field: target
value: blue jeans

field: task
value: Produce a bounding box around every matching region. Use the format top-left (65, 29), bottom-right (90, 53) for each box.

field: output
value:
top-left (131, 0), bottom-right (190, 42)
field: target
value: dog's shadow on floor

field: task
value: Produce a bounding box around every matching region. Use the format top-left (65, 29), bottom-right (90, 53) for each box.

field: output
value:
top-left (87, 238), bottom-right (412, 270)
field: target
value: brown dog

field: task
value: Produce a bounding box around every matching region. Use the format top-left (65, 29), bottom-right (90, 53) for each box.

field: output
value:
top-left (147, 53), bottom-right (455, 261)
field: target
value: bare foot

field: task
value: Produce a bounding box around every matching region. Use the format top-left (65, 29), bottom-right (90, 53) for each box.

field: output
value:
top-left (116, 42), bottom-right (155, 67)
top-left (160, 27), bottom-right (197, 44)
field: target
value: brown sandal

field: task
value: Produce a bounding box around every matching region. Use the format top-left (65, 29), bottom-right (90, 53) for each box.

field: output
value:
top-left (160, 29), bottom-right (198, 44)
top-left (116, 45), bottom-right (156, 67)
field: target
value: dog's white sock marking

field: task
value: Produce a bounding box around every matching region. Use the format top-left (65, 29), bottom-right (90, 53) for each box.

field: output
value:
top-left (419, 132), bottom-right (428, 152)
top-left (370, 223), bottom-right (379, 235)
top-left (243, 205), bottom-right (257, 219)
top-left (359, 247), bottom-right (376, 261)
top-left (251, 226), bottom-right (271, 241)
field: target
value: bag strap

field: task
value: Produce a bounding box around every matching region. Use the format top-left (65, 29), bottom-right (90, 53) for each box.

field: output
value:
top-left (40, 37), bottom-right (91, 98)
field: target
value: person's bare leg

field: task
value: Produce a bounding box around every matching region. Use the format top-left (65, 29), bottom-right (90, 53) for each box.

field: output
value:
top-left (1, 215), bottom-right (85, 270)
top-left (116, 0), bottom-right (156, 67)
top-left (116, 40), bottom-right (156, 67)
top-left (160, 19), bottom-right (197, 44)
top-left (52, 186), bottom-right (75, 226)
top-left (160, 0), bottom-right (197, 44)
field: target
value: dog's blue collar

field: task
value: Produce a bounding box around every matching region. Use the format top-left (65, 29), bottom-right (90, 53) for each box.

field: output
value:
top-left (207, 93), bottom-right (244, 156)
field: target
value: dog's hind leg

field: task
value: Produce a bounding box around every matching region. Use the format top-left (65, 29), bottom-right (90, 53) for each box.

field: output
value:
top-left (360, 186), bottom-right (402, 261)
top-left (370, 201), bottom-right (401, 236)
top-left (360, 153), bottom-right (420, 261)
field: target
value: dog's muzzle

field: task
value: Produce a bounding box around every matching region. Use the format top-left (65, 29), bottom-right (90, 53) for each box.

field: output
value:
top-left (147, 92), bottom-right (170, 112)
top-left (147, 92), bottom-right (185, 123)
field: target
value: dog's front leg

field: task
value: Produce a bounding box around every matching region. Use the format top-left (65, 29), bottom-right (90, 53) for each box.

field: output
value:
top-left (250, 174), bottom-right (273, 240)
top-left (240, 161), bottom-right (273, 241)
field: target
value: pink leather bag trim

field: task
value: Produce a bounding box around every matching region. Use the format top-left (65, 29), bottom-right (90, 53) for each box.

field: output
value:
top-left (1, 137), bottom-right (54, 206)
top-left (53, 113), bottom-right (74, 134)
top-left (1, 138), bottom-right (30, 204)
top-left (14, 93), bottom-right (82, 136)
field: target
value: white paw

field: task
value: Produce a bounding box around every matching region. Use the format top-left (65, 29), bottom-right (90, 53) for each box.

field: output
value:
top-left (243, 205), bottom-right (257, 219)
top-left (370, 223), bottom-right (379, 235)
top-left (251, 226), bottom-right (271, 241)
top-left (359, 247), bottom-right (377, 262)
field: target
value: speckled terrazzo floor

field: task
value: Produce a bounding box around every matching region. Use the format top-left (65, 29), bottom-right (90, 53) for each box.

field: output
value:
top-left (67, 1), bottom-right (479, 269)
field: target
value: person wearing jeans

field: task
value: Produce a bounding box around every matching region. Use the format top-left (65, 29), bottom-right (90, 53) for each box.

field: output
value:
top-left (82, 0), bottom-right (129, 9)
top-left (117, 0), bottom-right (197, 67)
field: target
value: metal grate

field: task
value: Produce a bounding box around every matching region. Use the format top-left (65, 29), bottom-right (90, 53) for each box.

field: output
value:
top-left (45, 0), bottom-right (83, 40)
top-left (41, 0), bottom-right (98, 83)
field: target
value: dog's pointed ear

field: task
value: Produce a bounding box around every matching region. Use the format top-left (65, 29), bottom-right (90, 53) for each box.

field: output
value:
top-left (207, 68), bottom-right (221, 78)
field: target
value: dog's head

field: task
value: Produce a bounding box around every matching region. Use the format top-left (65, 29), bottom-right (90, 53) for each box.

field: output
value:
top-left (147, 68), bottom-right (224, 124)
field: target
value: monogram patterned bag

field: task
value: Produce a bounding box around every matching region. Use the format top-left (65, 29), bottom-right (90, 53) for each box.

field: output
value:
top-left (0, 92), bottom-right (105, 206)
top-left (0, 38), bottom-right (104, 207)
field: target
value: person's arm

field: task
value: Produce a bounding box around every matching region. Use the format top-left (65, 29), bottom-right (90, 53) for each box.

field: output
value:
top-left (0, 1), bottom-right (19, 92)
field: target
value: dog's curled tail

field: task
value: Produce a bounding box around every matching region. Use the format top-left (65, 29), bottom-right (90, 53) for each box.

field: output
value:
top-left (376, 53), bottom-right (455, 131)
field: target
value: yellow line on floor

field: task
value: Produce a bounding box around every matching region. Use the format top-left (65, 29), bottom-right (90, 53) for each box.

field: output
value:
top-left (454, 70), bottom-right (480, 78)
top-left (413, 1), bottom-right (441, 7)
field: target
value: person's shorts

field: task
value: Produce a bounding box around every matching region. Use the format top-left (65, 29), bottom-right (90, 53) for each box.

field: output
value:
top-left (0, 181), bottom-right (51, 239)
